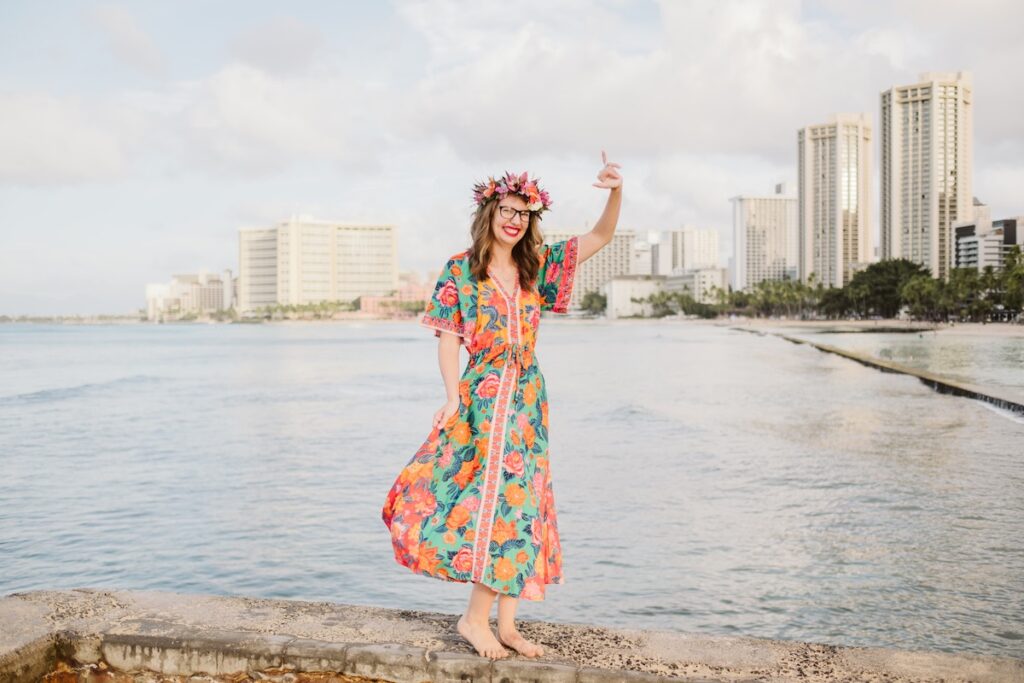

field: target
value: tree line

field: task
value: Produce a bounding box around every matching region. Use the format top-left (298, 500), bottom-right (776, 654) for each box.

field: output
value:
top-left (627, 246), bottom-right (1024, 322)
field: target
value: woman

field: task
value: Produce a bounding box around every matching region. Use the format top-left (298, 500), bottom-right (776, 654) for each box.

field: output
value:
top-left (382, 151), bottom-right (622, 659)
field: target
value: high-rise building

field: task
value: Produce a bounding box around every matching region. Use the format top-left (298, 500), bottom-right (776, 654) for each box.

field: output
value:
top-left (543, 229), bottom-right (635, 311)
top-left (881, 71), bottom-right (973, 279)
top-left (798, 113), bottom-right (873, 287)
top-left (953, 202), bottom-right (1023, 271)
top-left (652, 228), bottom-right (720, 275)
top-left (632, 239), bottom-right (653, 275)
top-left (238, 216), bottom-right (398, 312)
top-left (238, 228), bottom-right (278, 312)
top-left (730, 184), bottom-right (798, 291)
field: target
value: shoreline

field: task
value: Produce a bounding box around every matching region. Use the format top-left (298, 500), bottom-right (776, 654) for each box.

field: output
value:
top-left (712, 317), bottom-right (1024, 338)
top-left (2, 588), bottom-right (1020, 682)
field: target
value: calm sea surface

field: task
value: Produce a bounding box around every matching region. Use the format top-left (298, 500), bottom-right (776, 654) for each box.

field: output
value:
top-left (1, 321), bottom-right (1021, 658)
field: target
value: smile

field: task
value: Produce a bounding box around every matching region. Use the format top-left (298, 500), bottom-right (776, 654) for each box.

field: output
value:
top-left (502, 225), bottom-right (521, 237)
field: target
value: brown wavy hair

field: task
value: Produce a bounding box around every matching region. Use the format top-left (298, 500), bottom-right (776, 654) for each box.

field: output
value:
top-left (466, 199), bottom-right (543, 289)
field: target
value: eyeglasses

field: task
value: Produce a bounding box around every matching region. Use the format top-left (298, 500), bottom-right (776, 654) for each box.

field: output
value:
top-left (498, 206), bottom-right (532, 223)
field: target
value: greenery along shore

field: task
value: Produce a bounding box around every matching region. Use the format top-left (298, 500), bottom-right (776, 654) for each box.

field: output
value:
top-left (622, 245), bottom-right (1024, 323)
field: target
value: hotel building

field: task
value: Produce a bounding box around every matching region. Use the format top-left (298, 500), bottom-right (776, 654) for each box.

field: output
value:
top-left (880, 71), bottom-right (974, 279)
top-left (798, 113), bottom-right (873, 286)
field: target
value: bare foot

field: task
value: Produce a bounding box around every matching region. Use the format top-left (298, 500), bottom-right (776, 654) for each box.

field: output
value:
top-left (457, 614), bottom-right (508, 659)
top-left (497, 626), bottom-right (544, 657)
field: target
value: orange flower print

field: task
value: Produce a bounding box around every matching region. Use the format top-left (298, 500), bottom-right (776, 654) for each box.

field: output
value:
top-left (492, 517), bottom-right (517, 545)
top-left (523, 382), bottom-right (536, 405)
top-left (443, 531), bottom-right (456, 545)
top-left (416, 542), bottom-right (442, 574)
top-left (465, 528), bottom-right (476, 541)
top-left (454, 460), bottom-right (477, 489)
top-left (504, 483), bottom-right (526, 507)
top-left (524, 424), bottom-right (536, 449)
top-left (494, 556), bottom-right (516, 582)
top-left (451, 420), bottom-right (471, 445)
top-left (408, 486), bottom-right (437, 516)
top-left (516, 550), bottom-right (529, 564)
top-left (446, 504), bottom-right (470, 529)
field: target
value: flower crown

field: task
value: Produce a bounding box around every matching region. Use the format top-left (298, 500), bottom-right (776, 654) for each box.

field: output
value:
top-left (472, 171), bottom-right (552, 214)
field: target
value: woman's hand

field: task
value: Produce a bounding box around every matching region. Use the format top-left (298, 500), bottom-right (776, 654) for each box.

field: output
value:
top-left (432, 398), bottom-right (460, 430)
top-left (592, 149), bottom-right (623, 191)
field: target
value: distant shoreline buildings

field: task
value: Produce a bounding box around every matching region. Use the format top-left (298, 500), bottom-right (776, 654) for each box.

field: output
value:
top-left (731, 69), bottom-right (1020, 296)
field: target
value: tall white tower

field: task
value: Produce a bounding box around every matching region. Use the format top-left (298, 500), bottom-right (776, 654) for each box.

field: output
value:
top-left (798, 113), bottom-right (873, 287)
top-left (731, 184), bottom-right (798, 291)
top-left (880, 71), bottom-right (973, 280)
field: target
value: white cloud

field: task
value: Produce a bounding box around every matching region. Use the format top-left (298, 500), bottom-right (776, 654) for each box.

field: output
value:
top-left (89, 3), bottom-right (167, 79)
top-left (229, 16), bottom-right (325, 76)
top-left (0, 92), bottom-right (132, 185)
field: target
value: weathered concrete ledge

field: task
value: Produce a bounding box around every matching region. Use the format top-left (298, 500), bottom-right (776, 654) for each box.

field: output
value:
top-left (731, 326), bottom-right (1024, 415)
top-left (1, 589), bottom-right (1021, 682)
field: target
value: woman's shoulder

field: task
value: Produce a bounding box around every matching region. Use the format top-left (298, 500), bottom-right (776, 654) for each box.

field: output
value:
top-left (446, 248), bottom-right (471, 263)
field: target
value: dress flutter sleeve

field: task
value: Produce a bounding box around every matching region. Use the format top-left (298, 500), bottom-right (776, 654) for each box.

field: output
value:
top-left (536, 235), bottom-right (580, 313)
top-left (420, 253), bottom-right (472, 344)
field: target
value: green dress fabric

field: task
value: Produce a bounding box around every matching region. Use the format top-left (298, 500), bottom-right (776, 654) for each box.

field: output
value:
top-left (382, 236), bottom-right (580, 600)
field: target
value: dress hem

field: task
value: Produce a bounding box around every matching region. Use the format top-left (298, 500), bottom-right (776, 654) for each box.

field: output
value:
top-left (389, 554), bottom-right (564, 602)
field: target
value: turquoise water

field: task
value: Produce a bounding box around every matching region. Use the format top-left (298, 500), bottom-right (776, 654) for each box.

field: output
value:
top-left (1, 321), bottom-right (1021, 658)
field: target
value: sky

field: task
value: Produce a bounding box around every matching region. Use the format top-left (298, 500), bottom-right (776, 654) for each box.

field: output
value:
top-left (1, 0), bottom-right (1022, 315)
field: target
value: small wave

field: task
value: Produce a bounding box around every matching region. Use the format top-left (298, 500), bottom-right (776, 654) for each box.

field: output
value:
top-left (977, 401), bottom-right (1024, 424)
top-left (0, 375), bottom-right (161, 404)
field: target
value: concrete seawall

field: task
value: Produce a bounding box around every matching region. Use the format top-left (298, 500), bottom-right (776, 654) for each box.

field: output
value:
top-left (2, 589), bottom-right (1022, 682)
top-left (730, 327), bottom-right (1024, 416)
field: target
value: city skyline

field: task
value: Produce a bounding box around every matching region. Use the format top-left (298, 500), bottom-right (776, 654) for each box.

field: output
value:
top-left (2, 1), bottom-right (1023, 315)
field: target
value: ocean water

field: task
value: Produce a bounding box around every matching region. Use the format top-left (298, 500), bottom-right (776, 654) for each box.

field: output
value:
top-left (1, 320), bottom-right (1021, 658)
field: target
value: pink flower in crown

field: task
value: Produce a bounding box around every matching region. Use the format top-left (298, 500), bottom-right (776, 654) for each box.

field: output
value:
top-left (472, 171), bottom-right (551, 214)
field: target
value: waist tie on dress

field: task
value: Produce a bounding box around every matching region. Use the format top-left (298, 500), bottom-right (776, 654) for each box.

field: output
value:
top-left (471, 341), bottom-right (533, 370)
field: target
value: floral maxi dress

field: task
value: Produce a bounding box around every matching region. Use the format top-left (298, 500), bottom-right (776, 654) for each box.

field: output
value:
top-left (382, 236), bottom-right (580, 601)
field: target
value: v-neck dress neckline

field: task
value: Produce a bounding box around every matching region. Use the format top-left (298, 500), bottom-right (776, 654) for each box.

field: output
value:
top-left (486, 265), bottom-right (520, 299)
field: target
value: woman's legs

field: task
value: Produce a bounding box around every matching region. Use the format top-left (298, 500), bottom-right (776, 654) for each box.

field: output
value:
top-left (496, 594), bottom-right (544, 657)
top-left (456, 582), bottom-right (508, 659)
